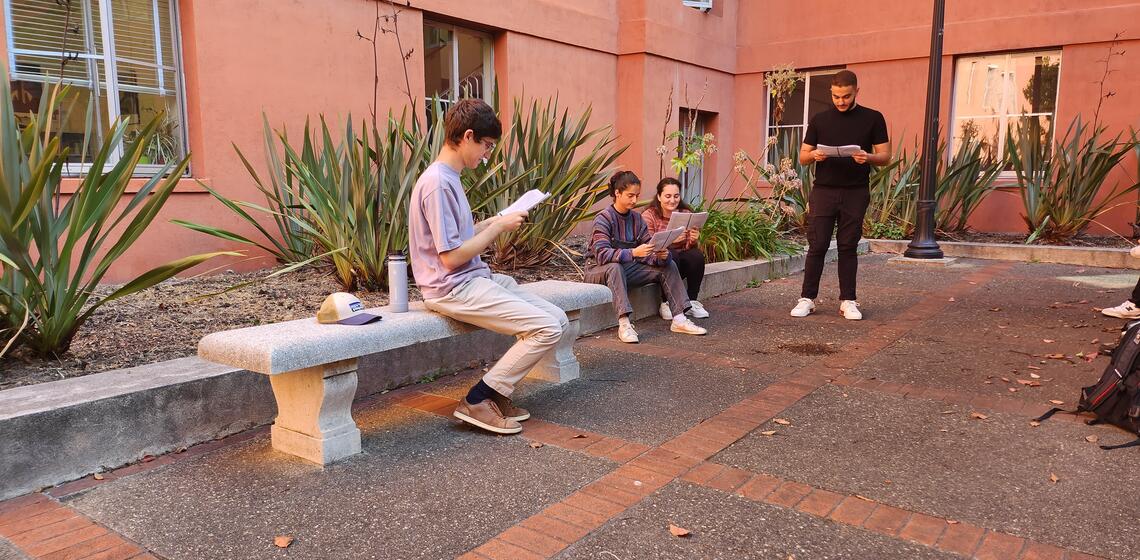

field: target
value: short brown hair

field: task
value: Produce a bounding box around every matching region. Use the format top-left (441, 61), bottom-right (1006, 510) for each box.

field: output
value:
top-left (831, 70), bottom-right (858, 88)
top-left (444, 99), bottom-right (502, 146)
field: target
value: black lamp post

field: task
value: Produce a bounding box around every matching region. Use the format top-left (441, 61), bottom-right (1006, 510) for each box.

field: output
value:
top-left (904, 0), bottom-right (946, 259)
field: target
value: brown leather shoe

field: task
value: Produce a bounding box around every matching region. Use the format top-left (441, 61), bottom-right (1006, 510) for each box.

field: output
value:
top-left (453, 399), bottom-right (522, 434)
top-left (490, 392), bottom-right (531, 422)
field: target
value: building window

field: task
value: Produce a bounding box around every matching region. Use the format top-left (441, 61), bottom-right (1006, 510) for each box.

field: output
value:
top-left (765, 68), bottom-right (841, 164)
top-left (951, 50), bottom-right (1061, 166)
top-left (6, 0), bottom-right (188, 173)
top-left (423, 21), bottom-right (493, 119)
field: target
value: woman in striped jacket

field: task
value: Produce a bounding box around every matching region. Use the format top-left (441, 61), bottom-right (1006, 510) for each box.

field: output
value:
top-left (583, 171), bottom-right (708, 344)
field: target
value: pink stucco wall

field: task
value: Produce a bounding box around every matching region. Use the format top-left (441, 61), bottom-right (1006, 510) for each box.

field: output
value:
top-left (4, 0), bottom-right (1139, 281)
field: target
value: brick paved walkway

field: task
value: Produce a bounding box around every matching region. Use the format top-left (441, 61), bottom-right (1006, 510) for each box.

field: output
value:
top-left (2, 256), bottom-right (1136, 559)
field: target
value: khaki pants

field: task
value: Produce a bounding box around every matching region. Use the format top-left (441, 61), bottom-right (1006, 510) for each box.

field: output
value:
top-left (425, 274), bottom-right (568, 397)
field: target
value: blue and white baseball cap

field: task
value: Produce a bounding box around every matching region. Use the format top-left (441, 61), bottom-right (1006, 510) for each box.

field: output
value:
top-left (317, 292), bottom-right (381, 325)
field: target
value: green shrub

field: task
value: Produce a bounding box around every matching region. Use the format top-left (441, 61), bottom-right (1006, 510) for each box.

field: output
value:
top-left (468, 98), bottom-right (626, 270)
top-left (0, 74), bottom-right (233, 357)
top-left (1008, 117), bottom-right (1140, 243)
top-left (865, 149), bottom-right (920, 237)
top-left (698, 203), bottom-right (800, 263)
top-left (935, 138), bottom-right (1003, 233)
top-left (867, 220), bottom-right (908, 240)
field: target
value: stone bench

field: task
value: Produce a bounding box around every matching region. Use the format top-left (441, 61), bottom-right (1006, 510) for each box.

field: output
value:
top-left (198, 279), bottom-right (612, 466)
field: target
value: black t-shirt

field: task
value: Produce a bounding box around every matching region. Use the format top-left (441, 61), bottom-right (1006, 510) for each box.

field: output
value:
top-left (803, 104), bottom-right (889, 188)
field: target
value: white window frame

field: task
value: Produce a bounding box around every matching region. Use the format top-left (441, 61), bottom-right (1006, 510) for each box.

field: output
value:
top-left (949, 49), bottom-right (1062, 176)
top-left (764, 68), bottom-right (842, 162)
top-left (682, 0), bottom-right (713, 12)
top-left (422, 21), bottom-right (494, 114)
top-left (4, 0), bottom-right (190, 177)
top-left (677, 109), bottom-right (708, 206)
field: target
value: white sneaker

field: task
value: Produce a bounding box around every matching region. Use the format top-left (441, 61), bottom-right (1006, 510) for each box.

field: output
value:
top-left (790, 298), bottom-right (815, 317)
top-left (840, 300), bottom-right (863, 320)
top-left (1102, 300), bottom-right (1140, 319)
top-left (688, 300), bottom-right (710, 319)
top-left (658, 302), bottom-right (672, 321)
top-left (618, 323), bottom-right (640, 343)
top-left (671, 316), bottom-right (707, 335)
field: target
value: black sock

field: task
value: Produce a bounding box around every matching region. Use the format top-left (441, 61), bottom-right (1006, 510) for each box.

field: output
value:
top-left (465, 380), bottom-right (500, 405)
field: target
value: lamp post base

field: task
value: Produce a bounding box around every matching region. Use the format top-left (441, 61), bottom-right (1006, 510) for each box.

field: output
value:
top-left (903, 240), bottom-right (945, 259)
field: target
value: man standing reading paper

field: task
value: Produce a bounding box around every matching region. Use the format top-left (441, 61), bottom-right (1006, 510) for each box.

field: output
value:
top-left (790, 70), bottom-right (891, 321)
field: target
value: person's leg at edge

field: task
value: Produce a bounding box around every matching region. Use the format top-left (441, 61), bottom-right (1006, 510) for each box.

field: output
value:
top-left (836, 187), bottom-right (871, 301)
top-left (585, 262), bottom-right (638, 341)
top-left (424, 276), bottom-right (562, 432)
top-left (675, 247), bottom-right (706, 302)
top-left (623, 261), bottom-right (705, 335)
top-left (795, 187), bottom-right (840, 316)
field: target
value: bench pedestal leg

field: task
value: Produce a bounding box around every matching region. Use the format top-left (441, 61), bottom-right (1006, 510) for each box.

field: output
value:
top-left (527, 311), bottom-right (581, 383)
top-left (269, 358), bottom-right (362, 465)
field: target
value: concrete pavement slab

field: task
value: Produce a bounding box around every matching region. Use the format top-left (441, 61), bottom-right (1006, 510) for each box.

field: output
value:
top-left (63, 405), bottom-right (613, 560)
top-left (430, 344), bottom-right (784, 446)
top-left (0, 537), bottom-right (29, 560)
top-left (555, 482), bottom-right (960, 560)
top-left (714, 384), bottom-right (1139, 559)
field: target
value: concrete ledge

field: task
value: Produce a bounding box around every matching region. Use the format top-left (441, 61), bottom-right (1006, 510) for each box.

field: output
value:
top-left (0, 244), bottom-right (860, 499)
top-left (869, 239), bottom-right (1140, 270)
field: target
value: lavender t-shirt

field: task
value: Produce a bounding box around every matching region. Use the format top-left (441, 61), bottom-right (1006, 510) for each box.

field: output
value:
top-left (408, 162), bottom-right (491, 299)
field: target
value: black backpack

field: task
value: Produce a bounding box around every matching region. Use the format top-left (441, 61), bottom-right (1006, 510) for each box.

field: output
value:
top-left (1037, 319), bottom-right (1140, 450)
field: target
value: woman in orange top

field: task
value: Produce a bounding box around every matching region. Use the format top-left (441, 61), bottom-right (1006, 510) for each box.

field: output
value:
top-left (641, 177), bottom-right (709, 319)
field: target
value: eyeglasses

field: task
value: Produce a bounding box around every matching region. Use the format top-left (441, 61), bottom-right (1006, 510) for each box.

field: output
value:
top-left (480, 139), bottom-right (496, 152)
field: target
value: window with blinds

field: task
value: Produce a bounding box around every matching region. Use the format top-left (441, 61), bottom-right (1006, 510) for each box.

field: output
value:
top-left (5, 0), bottom-right (186, 171)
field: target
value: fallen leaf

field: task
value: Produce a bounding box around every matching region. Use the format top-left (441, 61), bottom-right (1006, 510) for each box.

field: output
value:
top-left (884, 479), bottom-right (892, 484)
top-left (1043, 339), bottom-right (1056, 343)
top-left (946, 520), bottom-right (959, 525)
top-left (1029, 421), bottom-right (1041, 427)
top-left (1091, 338), bottom-right (1100, 345)
top-left (940, 410), bottom-right (955, 415)
top-left (1049, 473), bottom-right (1060, 483)
top-left (1077, 299), bottom-right (1089, 304)
top-left (669, 524), bottom-right (691, 538)
top-left (1030, 373), bottom-right (1041, 379)
top-left (948, 297), bottom-right (956, 302)
top-left (572, 434), bottom-right (588, 439)
top-left (529, 442), bottom-right (544, 449)
top-left (970, 412), bottom-right (988, 420)
top-left (854, 494), bottom-right (874, 502)
top-left (983, 380), bottom-right (993, 384)
top-left (940, 428), bottom-right (949, 432)
top-left (93, 473), bottom-right (104, 480)
top-left (1085, 435), bottom-right (1099, 443)
top-left (1050, 400), bottom-right (1065, 405)
top-left (1082, 352), bottom-right (1099, 363)
top-left (760, 430), bottom-right (777, 436)
top-left (998, 325), bottom-right (1008, 329)
top-left (1008, 388), bottom-right (1018, 393)
top-left (1045, 353), bottom-right (1066, 360)
top-left (274, 536), bottom-right (294, 549)
top-left (1016, 379), bottom-right (1041, 387)
top-left (1000, 377), bottom-right (1011, 383)
top-left (989, 307), bottom-right (1002, 312)
top-left (773, 418), bottom-right (791, 426)
top-left (1027, 365), bottom-right (1042, 370)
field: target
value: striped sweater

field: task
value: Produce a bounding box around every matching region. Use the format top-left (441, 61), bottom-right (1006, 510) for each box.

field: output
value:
top-left (590, 205), bottom-right (669, 267)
